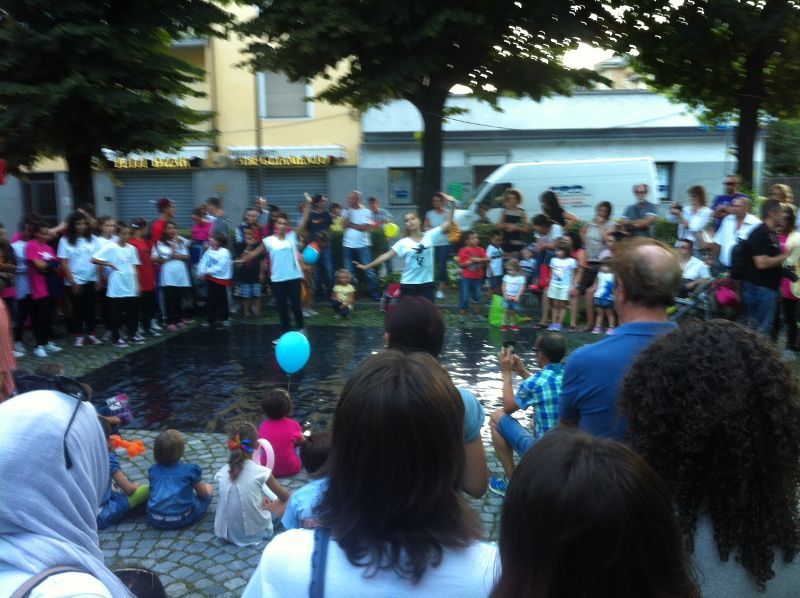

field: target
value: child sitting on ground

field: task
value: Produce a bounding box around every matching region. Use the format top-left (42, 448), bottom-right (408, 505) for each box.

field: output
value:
top-left (213, 421), bottom-right (290, 546)
top-left (258, 388), bottom-right (304, 477)
top-left (282, 431), bottom-right (332, 530)
top-left (547, 241), bottom-right (578, 332)
top-left (457, 230), bottom-right (489, 322)
top-left (147, 429), bottom-right (213, 529)
top-left (593, 257), bottom-right (616, 335)
top-left (331, 268), bottom-right (356, 319)
top-left (501, 259), bottom-right (526, 332)
top-left (97, 418), bottom-right (149, 529)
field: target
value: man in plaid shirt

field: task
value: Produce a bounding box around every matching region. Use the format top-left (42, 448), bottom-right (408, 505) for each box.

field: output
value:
top-left (488, 333), bottom-right (565, 496)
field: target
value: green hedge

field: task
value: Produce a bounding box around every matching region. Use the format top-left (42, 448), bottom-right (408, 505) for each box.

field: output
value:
top-left (652, 218), bottom-right (679, 246)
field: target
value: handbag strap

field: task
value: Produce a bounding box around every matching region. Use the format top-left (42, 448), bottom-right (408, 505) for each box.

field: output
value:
top-left (11, 566), bottom-right (88, 598)
top-left (309, 527), bottom-right (331, 598)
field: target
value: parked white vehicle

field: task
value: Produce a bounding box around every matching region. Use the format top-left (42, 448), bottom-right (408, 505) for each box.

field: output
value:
top-left (454, 157), bottom-right (659, 228)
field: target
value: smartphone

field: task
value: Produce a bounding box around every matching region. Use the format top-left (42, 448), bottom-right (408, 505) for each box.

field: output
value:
top-left (502, 340), bottom-right (515, 353)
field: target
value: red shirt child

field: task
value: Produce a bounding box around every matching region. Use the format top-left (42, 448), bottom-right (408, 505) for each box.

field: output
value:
top-left (458, 243), bottom-right (488, 279)
top-left (129, 236), bottom-right (155, 293)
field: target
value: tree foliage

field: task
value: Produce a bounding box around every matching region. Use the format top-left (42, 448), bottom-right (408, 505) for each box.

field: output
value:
top-left (765, 119), bottom-right (800, 175)
top-left (238, 0), bottom-right (609, 207)
top-left (0, 1), bottom-right (232, 203)
top-left (608, 0), bottom-right (800, 186)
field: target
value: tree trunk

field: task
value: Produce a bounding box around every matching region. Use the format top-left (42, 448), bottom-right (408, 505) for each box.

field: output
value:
top-left (736, 51), bottom-right (766, 190)
top-left (66, 152), bottom-right (96, 208)
top-left (412, 88), bottom-right (449, 214)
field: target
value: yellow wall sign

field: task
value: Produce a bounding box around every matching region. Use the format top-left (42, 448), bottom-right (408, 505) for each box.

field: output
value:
top-left (114, 158), bottom-right (193, 169)
top-left (236, 155), bottom-right (334, 167)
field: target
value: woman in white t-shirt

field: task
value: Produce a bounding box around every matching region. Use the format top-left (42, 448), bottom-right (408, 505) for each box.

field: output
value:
top-left (242, 351), bottom-right (497, 597)
top-left (151, 221), bottom-right (191, 331)
top-left (424, 193), bottom-right (456, 299)
top-left (239, 209), bottom-right (309, 336)
top-left (675, 186), bottom-right (713, 256)
top-left (356, 196), bottom-right (455, 302)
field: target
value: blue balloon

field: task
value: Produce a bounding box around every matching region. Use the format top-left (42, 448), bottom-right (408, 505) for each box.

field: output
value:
top-left (302, 245), bottom-right (320, 265)
top-left (275, 331), bottom-right (310, 374)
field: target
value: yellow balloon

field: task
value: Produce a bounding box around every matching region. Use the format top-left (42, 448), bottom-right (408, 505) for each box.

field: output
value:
top-left (384, 222), bottom-right (400, 238)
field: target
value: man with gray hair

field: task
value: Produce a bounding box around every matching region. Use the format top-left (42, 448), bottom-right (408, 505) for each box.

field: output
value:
top-left (712, 196), bottom-right (761, 269)
top-left (558, 237), bottom-right (681, 441)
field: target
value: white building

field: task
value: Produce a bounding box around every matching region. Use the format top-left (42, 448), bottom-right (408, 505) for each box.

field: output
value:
top-left (359, 89), bottom-right (763, 212)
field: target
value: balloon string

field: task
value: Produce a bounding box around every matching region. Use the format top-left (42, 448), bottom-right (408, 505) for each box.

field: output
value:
top-left (287, 375), bottom-right (291, 395)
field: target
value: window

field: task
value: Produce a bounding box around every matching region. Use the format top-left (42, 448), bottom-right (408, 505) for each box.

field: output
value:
top-left (22, 173), bottom-right (58, 225)
top-left (388, 168), bottom-right (423, 206)
top-left (656, 162), bottom-right (673, 203)
top-left (258, 71), bottom-right (311, 118)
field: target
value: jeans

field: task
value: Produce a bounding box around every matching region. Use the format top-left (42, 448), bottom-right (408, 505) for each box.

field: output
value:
top-left (771, 296), bottom-right (798, 351)
top-left (742, 281), bottom-right (780, 334)
top-left (314, 247), bottom-right (335, 300)
top-left (459, 278), bottom-right (483, 310)
top-left (343, 246), bottom-right (379, 300)
top-left (434, 245), bottom-right (450, 284)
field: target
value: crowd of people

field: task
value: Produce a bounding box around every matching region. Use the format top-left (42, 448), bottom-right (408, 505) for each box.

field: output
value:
top-left (2, 180), bottom-right (800, 596)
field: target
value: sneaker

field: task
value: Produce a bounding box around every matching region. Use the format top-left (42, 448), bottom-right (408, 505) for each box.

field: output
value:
top-left (435, 290), bottom-right (445, 300)
top-left (591, 326), bottom-right (602, 335)
top-left (46, 342), bottom-right (62, 353)
top-left (488, 476), bottom-right (509, 497)
top-left (302, 309), bottom-right (314, 317)
top-left (74, 336), bottom-right (85, 347)
top-left (200, 322), bottom-right (211, 328)
top-left (113, 339), bottom-right (129, 348)
top-left (132, 334), bottom-right (146, 343)
top-left (221, 320), bottom-right (231, 327)
top-left (272, 338), bottom-right (280, 345)
top-left (14, 341), bottom-right (25, 355)
top-left (147, 329), bottom-right (161, 337)
top-left (511, 325), bottom-right (520, 332)
top-left (101, 331), bottom-right (112, 342)
top-left (298, 328), bottom-right (308, 337)
top-left (150, 319), bottom-right (162, 331)
top-left (501, 324), bottom-right (509, 332)
top-left (176, 322), bottom-right (186, 330)
top-left (86, 334), bottom-right (103, 345)
top-left (307, 309), bottom-right (318, 316)
top-left (13, 349), bottom-right (25, 358)
top-left (33, 345), bottom-right (48, 358)
top-left (334, 314), bottom-right (342, 320)
top-left (547, 323), bottom-right (557, 331)
top-left (167, 324), bottom-right (178, 332)
top-left (783, 349), bottom-right (796, 361)
top-left (181, 318), bottom-right (194, 325)
top-left (605, 326), bottom-right (615, 335)
top-left (553, 323), bottom-right (562, 331)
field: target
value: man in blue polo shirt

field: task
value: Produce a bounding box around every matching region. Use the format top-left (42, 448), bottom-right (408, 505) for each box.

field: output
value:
top-left (558, 237), bottom-right (681, 440)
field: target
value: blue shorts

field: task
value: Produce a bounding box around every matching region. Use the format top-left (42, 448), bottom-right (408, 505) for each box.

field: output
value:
top-left (594, 298), bottom-right (614, 309)
top-left (497, 414), bottom-right (534, 455)
top-left (487, 275), bottom-right (503, 289)
top-left (239, 283), bottom-right (261, 298)
top-left (503, 299), bottom-right (521, 312)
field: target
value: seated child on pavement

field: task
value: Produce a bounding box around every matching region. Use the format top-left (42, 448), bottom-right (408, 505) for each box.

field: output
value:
top-left (282, 431), bottom-right (332, 530)
top-left (258, 388), bottom-right (304, 477)
top-left (97, 418), bottom-right (149, 529)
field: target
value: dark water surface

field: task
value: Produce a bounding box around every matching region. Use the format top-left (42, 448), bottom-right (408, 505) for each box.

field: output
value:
top-left (82, 325), bottom-right (542, 433)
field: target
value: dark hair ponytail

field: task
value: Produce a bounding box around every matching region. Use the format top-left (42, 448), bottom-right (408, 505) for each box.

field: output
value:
top-left (227, 421), bottom-right (258, 482)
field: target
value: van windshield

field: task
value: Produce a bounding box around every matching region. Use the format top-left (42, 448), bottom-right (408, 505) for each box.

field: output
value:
top-left (468, 181), bottom-right (512, 211)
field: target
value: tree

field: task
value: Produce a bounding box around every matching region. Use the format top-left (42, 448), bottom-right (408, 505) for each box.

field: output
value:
top-left (238, 1), bottom-right (607, 209)
top-left (0, 1), bottom-right (232, 206)
top-left (609, 0), bottom-right (800, 187)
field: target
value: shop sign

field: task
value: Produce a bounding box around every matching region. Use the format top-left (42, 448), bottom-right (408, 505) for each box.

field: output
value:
top-left (235, 155), bottom-right (335, 167)
top-left (114, 157), bottom-right (196, 169)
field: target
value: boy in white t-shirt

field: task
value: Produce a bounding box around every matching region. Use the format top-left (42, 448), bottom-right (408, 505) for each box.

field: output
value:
top-left (92, 222), bottom-right (141, 348)
top-left (547, 241), bottom-right (578, 332)
top-left (486, 231), bottom-right (505, 298)
top-left (501, 259), bottom-right (526, 332)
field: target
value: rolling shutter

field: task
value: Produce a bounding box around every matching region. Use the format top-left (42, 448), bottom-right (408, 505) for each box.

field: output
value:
top-left (247, 168), bottom-right (328, 214)
top-left (116, 172), bottom-right (195, 229)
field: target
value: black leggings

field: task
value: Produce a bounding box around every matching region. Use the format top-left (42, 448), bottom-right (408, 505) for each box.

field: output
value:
top-left (771, 297), bottom-right (798, 351)
top-left (13, 296), bottom-right (32, 343)
top-left (68, 283), bottom-right (96, 335)
top-left (139, 290), bottom-right (157, 331)
top-left (32, 297), bottom-right (52, 347)
top-left (271, 278), bottom-right (303, 331)
top-left (207, 281), bottom-right (229, 323)
top-left (110, 297), bottom-right (138, 342)
top-left (164, 286), bottom-right (184, 325)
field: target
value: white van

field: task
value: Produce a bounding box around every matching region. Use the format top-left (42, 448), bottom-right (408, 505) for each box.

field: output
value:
top-left (454, 157), bottom-right (659, 228)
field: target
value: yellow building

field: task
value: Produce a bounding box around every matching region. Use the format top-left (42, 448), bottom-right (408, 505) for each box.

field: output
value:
top-left (2, 5), bottom-right (360, 229)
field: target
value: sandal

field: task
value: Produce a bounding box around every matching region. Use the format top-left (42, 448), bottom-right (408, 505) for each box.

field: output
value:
top-left (569, 325), bottom-right (578, 333)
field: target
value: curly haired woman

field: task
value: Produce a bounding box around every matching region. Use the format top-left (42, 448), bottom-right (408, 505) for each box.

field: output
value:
top-left (621, 320), bottom-right (800, 597)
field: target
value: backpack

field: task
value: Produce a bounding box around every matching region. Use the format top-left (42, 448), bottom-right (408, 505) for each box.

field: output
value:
top-left (729, 237), bottom-right (751, 280)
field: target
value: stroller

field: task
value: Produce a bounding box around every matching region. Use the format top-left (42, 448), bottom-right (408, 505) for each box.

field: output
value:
top-left (669, 277), bottom-right (741, 323)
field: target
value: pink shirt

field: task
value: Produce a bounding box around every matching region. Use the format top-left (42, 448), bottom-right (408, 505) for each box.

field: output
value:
top-left (258, 417), bottom-right (303, 477)
top-left (25, 240), bottom-right (57, 300)
top-left (191, 221), bottom-right (213, 242)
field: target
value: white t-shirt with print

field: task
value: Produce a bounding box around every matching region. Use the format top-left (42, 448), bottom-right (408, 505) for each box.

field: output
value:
top-left (391, 228), bottom-right (440, 285)
top-left (342, 207), bottom-right (372, 248)
top-left (486, 244), bottom-right (504, 277)
top-left (92, 242), bottom-right (140, 298)
top-left (549, 256), bottom-right (578, 289)
top-left (502, 274), bottom-right (526, 299)
top-left (263, 231), bottom-right (303, 283)
top-left (153, 239), bottom-right (191, 287)
top-left (58, 236), bottom-right (100, 285)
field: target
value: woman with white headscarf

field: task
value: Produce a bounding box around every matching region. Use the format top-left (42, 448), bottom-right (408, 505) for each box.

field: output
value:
top-left (0, 389), bottom-right (134, 596)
